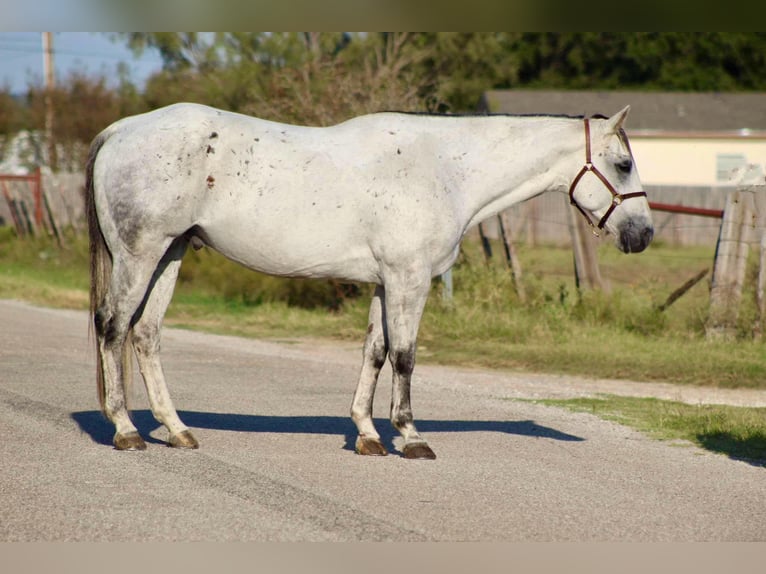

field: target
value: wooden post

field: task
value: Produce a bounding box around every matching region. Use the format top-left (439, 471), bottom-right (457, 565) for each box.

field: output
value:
top-left (32, 167), bottom-right (44, 226)
top-left (18, 196), bottom-right (37, 237)
top-left (657, 268), bottom-right (709, 312)
top-left (566, 199), bottom-right (606, 292)
top-left (42, 32), bottom-right (57, 172)
top-left (477, 221), bottom-right (493, 262)
top-left (528, 202), bottom-right (538, 247)
top-left (707, 190), bottom-right (752, 340)
top-left (755, 231), bottom-right (766, 340)
top-left (1, 180), bottom-right (25, 237)
top-left (497, 211), bottom-right (526, 302)
top-left (440, 268), bottom-right (453, 302)
top-left (42, 184), bottom-right (64, 247)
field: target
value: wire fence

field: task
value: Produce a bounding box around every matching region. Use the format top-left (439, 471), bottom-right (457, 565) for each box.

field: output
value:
top-left (0, 171), bottom-right (759, 252)
top-left (476, 184), bottom-right (742, 248)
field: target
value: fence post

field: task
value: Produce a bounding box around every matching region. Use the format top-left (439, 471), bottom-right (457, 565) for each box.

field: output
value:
top-left (33, 167), bottom-right (43, 226)
top-left (566, 198), bottom-right (606, 292)
top-left (497, 211), bottom-right (526, 303)
top-left (477, 221), bottom-right (493, 262)
top-left (706, 189), bottom-right (753, 340)
top-left (440, 268), bottom-right (453, 302)
top-left (755, 231), bottom-right (766, 340)
top-left (1, 180), bottom-right (25, 236)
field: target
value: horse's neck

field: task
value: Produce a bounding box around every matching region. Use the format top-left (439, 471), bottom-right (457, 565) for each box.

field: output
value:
top-left (455, 117), bottom-right (581, 230)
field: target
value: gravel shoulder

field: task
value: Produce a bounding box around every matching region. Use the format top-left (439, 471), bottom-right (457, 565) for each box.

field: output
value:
top-left (237, 333), bottom-right (766, 408)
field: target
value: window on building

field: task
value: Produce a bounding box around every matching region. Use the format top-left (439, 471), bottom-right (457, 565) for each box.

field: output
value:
top-left (716, 153), bottom-right (747, 183)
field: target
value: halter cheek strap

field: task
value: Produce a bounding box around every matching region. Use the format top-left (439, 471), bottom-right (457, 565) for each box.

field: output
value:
top-left (568, 118), bottom-right (647, 236)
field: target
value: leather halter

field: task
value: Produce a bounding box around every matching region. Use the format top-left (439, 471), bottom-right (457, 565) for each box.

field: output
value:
top-left (568, 118), bottom-right (647, 236)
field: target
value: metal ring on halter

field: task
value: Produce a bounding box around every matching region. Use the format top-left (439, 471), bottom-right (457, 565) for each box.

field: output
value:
top-left (568, 118), bottom-right (647, 237)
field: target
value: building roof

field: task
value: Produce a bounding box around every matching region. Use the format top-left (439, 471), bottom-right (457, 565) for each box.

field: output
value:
top-left (479, 90), bottom-right (766, 132)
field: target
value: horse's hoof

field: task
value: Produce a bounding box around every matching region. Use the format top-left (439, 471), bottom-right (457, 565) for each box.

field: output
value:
top-left (355, 436), bottom-right (388, 456)
top-left (402, 443), bottom-right (436, 460)
top-left (168, 430), bottom-right (199, 449)
top-left (114, 431), bottom-right (147, 451)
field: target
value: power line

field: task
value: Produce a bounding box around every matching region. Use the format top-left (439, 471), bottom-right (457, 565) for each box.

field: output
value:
top-left (0, 43), bottom-right (157, 62)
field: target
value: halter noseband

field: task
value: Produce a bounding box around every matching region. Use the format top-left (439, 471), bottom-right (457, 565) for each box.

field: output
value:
top-left (568, 118), bottom-right (647, 236)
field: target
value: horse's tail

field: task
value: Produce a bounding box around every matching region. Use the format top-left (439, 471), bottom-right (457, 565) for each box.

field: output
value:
top-left (86, 128), bottom-right (133, 414)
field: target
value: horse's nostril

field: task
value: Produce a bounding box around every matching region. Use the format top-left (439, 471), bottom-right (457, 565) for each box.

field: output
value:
top-left (619, 219), bottom-right (653, 253)
top-left (643, 226), bottom-right (654, 245)
top-left (630, 226), bottom-right (654, 253)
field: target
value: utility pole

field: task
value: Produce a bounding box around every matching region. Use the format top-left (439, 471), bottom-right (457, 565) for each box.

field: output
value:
top-left (42, 32), bottom-right (56, 170)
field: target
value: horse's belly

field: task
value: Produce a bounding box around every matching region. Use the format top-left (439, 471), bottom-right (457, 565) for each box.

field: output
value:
top-left (199, 220), bottom-right (380, 283)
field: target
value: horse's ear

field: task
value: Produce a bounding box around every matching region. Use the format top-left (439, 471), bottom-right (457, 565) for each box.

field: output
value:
top-left (605, 105), bottom-right (630, 133)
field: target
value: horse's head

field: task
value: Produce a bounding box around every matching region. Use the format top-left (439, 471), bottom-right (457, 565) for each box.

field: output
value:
top-left (568, 106), bottom-right (654, 253)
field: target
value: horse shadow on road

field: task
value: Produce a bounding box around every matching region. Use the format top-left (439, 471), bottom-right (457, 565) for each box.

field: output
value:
top-left (71, 409), bottom-right (584, 453)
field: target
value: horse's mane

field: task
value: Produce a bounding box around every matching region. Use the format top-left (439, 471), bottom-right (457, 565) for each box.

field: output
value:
top-left (372, 110), bottom-right (630, 150)
top-left (382, 110), bottom-right (589, 120)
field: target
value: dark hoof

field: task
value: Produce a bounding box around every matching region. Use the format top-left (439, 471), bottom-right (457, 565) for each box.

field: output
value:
top-left (168, 430), bottom-right (199, 449)
top-left (402, 443), bottom-right (436, 460)
top-left (114, 431), bottom-right (147, 451)
top-left (355, 436), bottom-right (388, 456)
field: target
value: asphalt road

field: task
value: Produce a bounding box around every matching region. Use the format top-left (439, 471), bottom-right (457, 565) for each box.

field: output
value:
top-left (1, 299), bottom-right (764, 541)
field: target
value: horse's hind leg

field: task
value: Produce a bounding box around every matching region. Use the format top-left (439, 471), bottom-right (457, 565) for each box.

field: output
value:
top-left (97, 325), bottom-right (144, 450)
top-left (131, 237), bottom-right (198, 449)
top-left (351, 285), bottom-right (389, 456)
top-left (96, 247), bottom-right (172, 450)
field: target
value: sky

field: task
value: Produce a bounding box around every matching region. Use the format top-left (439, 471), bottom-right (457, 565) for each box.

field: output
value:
top-left (0, 32), bottom-right (164, 94)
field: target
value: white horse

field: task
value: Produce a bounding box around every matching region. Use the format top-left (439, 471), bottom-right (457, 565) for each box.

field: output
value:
top-left (86, 103), bottom-right (653, 459)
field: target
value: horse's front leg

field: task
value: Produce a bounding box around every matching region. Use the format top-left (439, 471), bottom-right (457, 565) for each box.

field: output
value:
top-left (351, 285), bottom-right (389, 456)
top-left (385, 272), bottom-right (436, 460)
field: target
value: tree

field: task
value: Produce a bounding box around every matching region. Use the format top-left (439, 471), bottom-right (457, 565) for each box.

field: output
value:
top-left (411, 33), bottom-right (523, 111)
top-left (245, 32), bottom-right (435, 125)
top-left (132, 33), bottom-right (436, 123)
top-left (513, 32), bottom-right (766, 91)
top-left (26, 71), bottom-right (126, 170)
top-left (0, 86), bottom-right (28, 135)
top-left (120, 32), bottom-right (766, 119)
top-left (122, 33), bottom-right (220, 72)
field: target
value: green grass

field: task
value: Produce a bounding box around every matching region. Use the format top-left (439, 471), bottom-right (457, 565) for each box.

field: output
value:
top-left (535, 395), bottom-right (766, 466)
top-left (1, 228), bottom-right (765, 388)
top-left (0, 228), bottom-right (89, 308)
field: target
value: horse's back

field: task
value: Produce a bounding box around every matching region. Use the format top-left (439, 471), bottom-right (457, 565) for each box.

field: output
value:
top-left (91, 104), bottom-right (465, 282)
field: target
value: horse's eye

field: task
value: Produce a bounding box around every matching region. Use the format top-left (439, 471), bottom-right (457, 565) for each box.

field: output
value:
top-left (616, 158), bottom-right (632, 174)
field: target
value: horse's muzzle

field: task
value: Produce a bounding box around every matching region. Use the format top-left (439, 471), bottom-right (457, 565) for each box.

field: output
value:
top-left (617, 217), bottom-right (654, 253)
